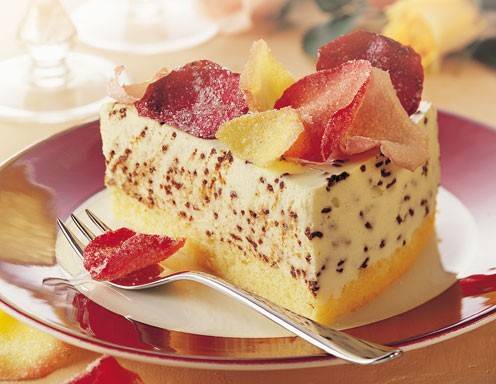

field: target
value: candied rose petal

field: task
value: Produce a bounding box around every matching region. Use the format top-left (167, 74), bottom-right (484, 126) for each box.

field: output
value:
top-left (83, 227), bottom-right (185, 281)
top-left (459, 274), bottom-right (496, 297)
top-left (216, 107), bottom-right (304, 167)
top-left (240, 39), bottom-right (294, 112)
top-left (323, 66), bottom-right (429, 170)
top-left (107, 65), bottom-right (169, 104)
top-left (135, 60), bottom-right (248, 139)
top-left (275, 60), bottom-right (428, 170)
top-left (112, 264), bottom-right (165, 286)
top-left (0, 310), bottom-right (75, 380)
top-left (274, 60), bottom-right (371, 162)
top-left (65, 356), bottom-right (143, 384)
top-left (316, 30), bottom-right (423, 115)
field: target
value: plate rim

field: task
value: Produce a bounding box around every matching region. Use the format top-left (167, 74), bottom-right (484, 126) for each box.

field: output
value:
top-left (1, 293), bottom-right (495, 370)
top-left (1, 110), bottom-right (496, 370)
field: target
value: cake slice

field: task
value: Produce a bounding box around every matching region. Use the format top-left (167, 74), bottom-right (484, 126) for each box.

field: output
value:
top-left (100, 32), bottom-right (438, 324)
top-left (100, 100), bottom-right (438, 324)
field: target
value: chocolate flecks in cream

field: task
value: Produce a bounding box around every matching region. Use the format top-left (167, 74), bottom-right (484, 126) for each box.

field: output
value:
top-left (102, 102), bottom-right (439, 299)
top-left (360, 257), bottom-right (370, 269)
top-left (305, 228), bottom-right (323, 240)
top-left (381, 169), bottom-right (392, 178)
top-left (326, 172), bottom-right (350, 191)
top-left (422, 162), bottom-right (429, 177)
top-left (386, 179), bottom-right (397, 189)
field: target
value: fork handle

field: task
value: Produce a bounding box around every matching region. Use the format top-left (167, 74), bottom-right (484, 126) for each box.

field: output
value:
top-left (159, 271), bottom-right (401, 365)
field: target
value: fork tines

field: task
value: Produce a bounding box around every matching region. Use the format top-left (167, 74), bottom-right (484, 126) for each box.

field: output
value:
top-left (56, 210), bottom-right (112, 260)
top-left (85, 209), bottom-right (112, 232)
top-left (70, 214), bottom-right (95, 241)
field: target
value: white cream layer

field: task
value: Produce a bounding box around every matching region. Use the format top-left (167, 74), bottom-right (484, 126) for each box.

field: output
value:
top-left (100, 101), bottom-right (439, 300)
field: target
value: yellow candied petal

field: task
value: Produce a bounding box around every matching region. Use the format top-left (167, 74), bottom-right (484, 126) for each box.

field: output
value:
top-left (0, 310), bottom-right (20, 334)
top-left (216, 107), bottom-right (304, 167)
top-left (0, 308), bottom-right (78, 380)
top-left (240, 39), bottom-right (294, 111)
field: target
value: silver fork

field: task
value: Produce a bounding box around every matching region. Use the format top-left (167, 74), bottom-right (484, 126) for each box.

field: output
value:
top-left (54, 209), bottom-right (402, 365)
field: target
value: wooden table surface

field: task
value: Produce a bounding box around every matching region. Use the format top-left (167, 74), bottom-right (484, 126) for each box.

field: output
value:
top-left (1, 1), bottom-right (496, 383)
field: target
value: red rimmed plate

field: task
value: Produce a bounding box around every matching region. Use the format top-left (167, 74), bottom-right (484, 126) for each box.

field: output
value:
top-left (0, 111), bottom-right (495, 370)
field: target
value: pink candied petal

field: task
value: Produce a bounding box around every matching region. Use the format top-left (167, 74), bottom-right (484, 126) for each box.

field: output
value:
top-left (107, 65), bottom-right (170, 104)
top-left (320, 74), bottom-right (370, 160)
top-left (135, 60), bottom-right (248, 139)
top-left (325, 66), bottom-right (428, 170)
top-left (275, 60), bottom-right (371, 162)
top-left (83, 227), bottom-right (185, 281)
top-left (317, 30), bottom-right (424, 116)
top-left (276, 59), bottom-right (428, 169)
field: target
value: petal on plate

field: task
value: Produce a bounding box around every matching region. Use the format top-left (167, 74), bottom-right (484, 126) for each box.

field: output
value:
top-left (65, 356), bottom-right (144, 384)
